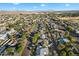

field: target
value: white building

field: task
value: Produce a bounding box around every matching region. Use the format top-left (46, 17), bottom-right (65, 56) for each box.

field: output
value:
top-left (7, 28), bottom-right (16, 35)
top-left (40, 34), bottom-right (46, 39)
top-left (36, 46), bottom-right (49, 56)
top-left (0, 33), bottom-right (8, 40)
top-left (0, 27), bottom-right (6, 33)
top-left (58, 38), bottom-right (70, 44)
top-left (75, 30), bottom-right (79, 34)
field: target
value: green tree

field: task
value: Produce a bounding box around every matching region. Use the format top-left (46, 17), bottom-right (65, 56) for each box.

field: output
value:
top-left (65, 47), bottom-right (71, 52)
top-left (32, 33), bottom-right (39, 43)
top-left (16, 43), bottom-right (23, 53)
top-left (66, 26), bottom-right (74, 32)
top-left (6, 47), bottom-right (14, 55)
top-left (60, 51), bottom-right (67, 56)
top-left (68, 51), bottom-right (75, 56)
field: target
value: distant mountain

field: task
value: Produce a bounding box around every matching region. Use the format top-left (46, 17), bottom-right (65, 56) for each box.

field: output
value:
top-left (0, 10), bottom-right (79, 15)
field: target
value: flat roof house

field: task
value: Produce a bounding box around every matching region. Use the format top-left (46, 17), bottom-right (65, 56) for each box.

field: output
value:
top-left (0, 33), bottom-right (8, 40)
top-left (36, 46), bottom-right (49, 56)
top-left (58, 38), bottom-right (70, 44)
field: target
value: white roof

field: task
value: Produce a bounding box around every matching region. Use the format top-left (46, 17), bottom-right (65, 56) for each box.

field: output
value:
top-left (40, 48), bottom-right (49, 56)
top-left (76, 30), bottom-right (79, 33)
top-left (63, 38), bottom-right (69, 42)
top-left (0, 33), bottom-right (8, 40)
top-left (7, 28), bottom-right (16, 34)
top-left (41, 34), bottom-right (46, 39)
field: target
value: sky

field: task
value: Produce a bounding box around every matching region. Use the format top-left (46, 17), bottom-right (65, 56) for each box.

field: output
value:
top-left (0, 3), bottom-right (79, 11)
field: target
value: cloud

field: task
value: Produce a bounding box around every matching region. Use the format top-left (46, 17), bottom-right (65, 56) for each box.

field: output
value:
top-left (13, 3), bottom-right (20, 5)
top-left (12, 7), bottom-right (16, 10)
top-left (65, 4), bottom-right (70, 7)
top-left (33, 6), bottom-right (37, 8)
top-left (40, 4), bottom-right (46, 7)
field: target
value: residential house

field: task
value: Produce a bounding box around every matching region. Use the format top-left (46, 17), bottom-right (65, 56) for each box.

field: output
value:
top-left (8, 40), bottom-right (18, 46)
top-left (0, 33), bottom-right (8, 40)
top-left (7, 28), bottom-right (16, 35)
top-left (36, 45), bottom-right (49, 56)
top-left (58, 38), bottom-right (70, 44)
top-left (72, 29), bottom-right (79, 37)
top-left (40, 34), bottom-right (46, 39)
